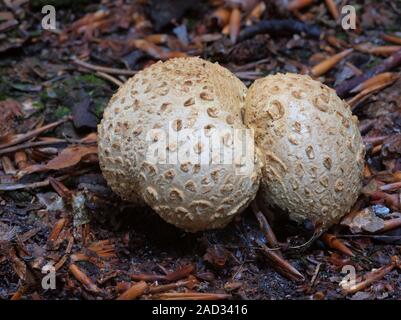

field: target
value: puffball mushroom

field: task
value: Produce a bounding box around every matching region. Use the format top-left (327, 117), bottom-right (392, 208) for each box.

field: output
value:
top-left (244, 73), bottom-right (365, 233)
top-left (98, 57), bottom-right (261, 232)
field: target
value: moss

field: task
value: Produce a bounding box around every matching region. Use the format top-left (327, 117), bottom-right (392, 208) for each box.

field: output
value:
top-left (76, 74), bottom-right (105, 86)
top-left (94, 101), bottom-right (107, 118)
top-left (33, 100), bottom-right (45, 111)
top-left (54, 105), bottom-right (71, 118)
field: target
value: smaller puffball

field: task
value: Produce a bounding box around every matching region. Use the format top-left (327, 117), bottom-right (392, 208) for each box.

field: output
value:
top-left (244, 73), bottom-right (365, 233)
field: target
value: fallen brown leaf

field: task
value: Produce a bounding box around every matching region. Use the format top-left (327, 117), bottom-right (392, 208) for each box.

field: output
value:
top-left (18, 145), bottom-right (98, 177)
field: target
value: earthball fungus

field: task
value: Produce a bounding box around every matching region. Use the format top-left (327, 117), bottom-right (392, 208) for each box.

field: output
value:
top-left (98, 57), bottom-right (261, 232)
top-left (244, 73), bottom-right (365, 233)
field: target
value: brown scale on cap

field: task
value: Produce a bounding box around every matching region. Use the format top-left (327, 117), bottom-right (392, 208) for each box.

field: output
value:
top-left (98, 57), bottom-right (262, 232)
top-left (244, 73), bottom-right (365, 233)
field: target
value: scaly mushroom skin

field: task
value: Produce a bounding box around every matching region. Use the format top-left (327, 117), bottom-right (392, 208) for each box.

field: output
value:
top-left (98, 57), bottom-right (261, 232)
top-left (244, 73), bottom-right (365, 233)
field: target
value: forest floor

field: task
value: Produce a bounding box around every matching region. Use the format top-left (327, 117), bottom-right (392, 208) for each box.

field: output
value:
top-left (0, 0), bottom-right (401, 300)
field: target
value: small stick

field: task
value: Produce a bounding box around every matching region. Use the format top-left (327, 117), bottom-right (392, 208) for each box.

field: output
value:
top-left (69, 263), bottom-right (101, 294)
top-left (350, 72), bottom-right (399, 93)
top-left (371, 144), bottom-right (382, 155)
top-left (95, 71), bottom-right (123, 86)
top-left (321, 233), bottom-right (354, 257)
top-left (47, 218), bottom-right (67, 248)
top-left (342, 257), bottom-right (399, 294)
top-left (55, 236), bottom-right (74, 271)
top-left (0, 117), bottom-right (71, 150)
top-left (88, 240), bottom-right (116, 259)
top-left (362, 135), bottom-right (389, 145)
top-left (1, 156), bottom-right (16, 175)
top-left (380, 181), bottom-right (401, 192)
top-left (49, 177), bottom-right (72, 201)
top-left (287, 0), bottom-right (314, 11)
top-left (131, 273), bottom-right (166, 282)
top-left (238, 19), bottom-right (321, 42)
top-left (257, 240), bottom-right (305, 281)
top-left (311, 49), bottom-right (353, 77)
top-left (0, 139), bottom-right (67, 156)
top-left (310, 262), bottom-right (322, 286)
top-left (148, 277), bottom-right (198, 294)
top-left (229, 7), bottom-right (241, 44)
top-left (153, 292), bottom-right (231, 300)
top-left (347, 79), bottom-right (395, 109)
top-left (382, 34), bottom-right (401, 45)
top-left (10, 285), bottom-right (28, 300)
top-left (380, 218), bottom-right (401, 233)
top-left (348, 78), bottom-right (398, 109)
top-left (335, 49), bottom-right (401, 98)
top-left (370, 191), bottom-right (399, 210)
top-left (251, 200), bottom-right (280, 250)
top-left (116, 281), bottom-right (147, 300)
top-left (355, 44), bottom-right (401, 56)
top-left (72, 57), bottom-right (136, 76)
top-left (324, 0), bottom-right (339, 20)
top-left (165, 264), bottom-right (195, 282)
top-left (0, 168), bottom-right (92, 191)
top-left (234, 70), bottom-right (264, 80)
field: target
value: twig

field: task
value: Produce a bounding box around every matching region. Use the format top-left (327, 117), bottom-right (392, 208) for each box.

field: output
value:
top-left (234, 70), bottom-right (264, 80)
top-left (287, 0), bottom-right (314, 11)
top-left (148, 277), bottom-right (198, 294)
top-left (335, 49), bottom-right (401, 98)
top-left (354, 44), bottom-right (401, 56)
top-left (49, 177), bottom-right (73, 201)
top-left (0, 117), bottom-right (71, 150)
top-left (116, 281), bottom-right (147, 300)
top-left (153, 292), bottom-right (231, 300)
top-left (229, 7), bottom-right (241, 44)
top-left (325, 0), bottom-right (339, 20)
top-left (342, 256), bottom-right (400, 294)
top-left (10, 285), bottom-right (28, 300)
top-left (382, 34), bottom-right (401, 45)
top-left (0, 168), bottom-right (91, 191)
top-left (338, 234), bottom-right (401, 242)
top-left (69, 263), bottom-right (101, 294)
top-left (311, 49), bottom-right (353, 77)
top-left (380, 181), bottom-right (401, 192)
top-left (131, 273), bottom-right (166, 282)
top-left (380, 218), bottom-right (401, 233)
top-left (256, 240), bottom-right (305, 282)
top-left (165, 264), bottom-right (195, 282)
top-left (350, 72), bottom-right (398, 93)
top-left (310, 262), bottom-right (322, 286)
top-left (348, 78), bottom-right (398, 109)
top-left (321, 233), bottom-right (354, 257)
top-left (47, 218), bottom-right (67, 249)
top-left (72, 57), bottom-right (136, 76)
top-left (251, 200), bottom-right (280, 250)
top-left (95, 71), bottom-right (123, 86)
top-left (0, 139), bottom-right (67, 156)
top-left (238, 19), bottom-right (321, 42)
top-left (363, 135), bottom-right (389, 145)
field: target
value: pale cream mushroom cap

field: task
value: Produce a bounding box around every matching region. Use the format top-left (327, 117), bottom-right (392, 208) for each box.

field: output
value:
top-left (244, 73), bottom-right (365, 232)
top-left (98, 57), bottom-right (261, 232)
